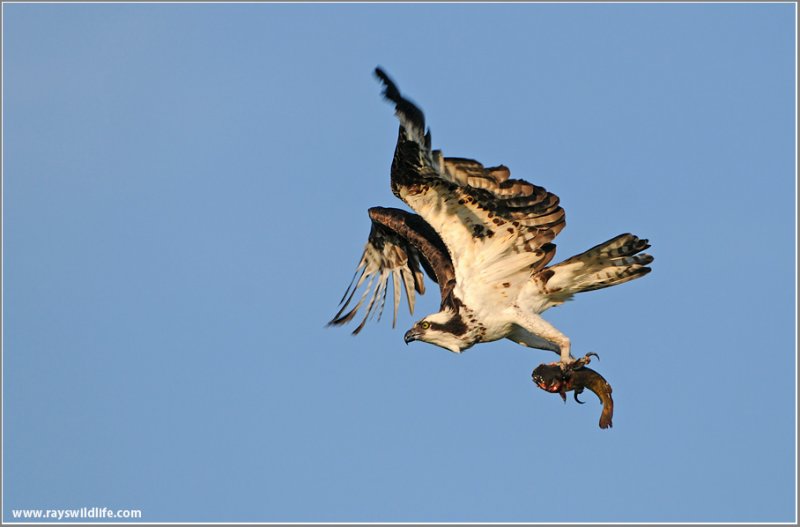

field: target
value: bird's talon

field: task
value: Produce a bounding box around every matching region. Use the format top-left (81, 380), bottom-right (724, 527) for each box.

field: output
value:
top-left (570, 352), bottom-right (599, 370)
top-left (573, 388), bottom-right (585, 404)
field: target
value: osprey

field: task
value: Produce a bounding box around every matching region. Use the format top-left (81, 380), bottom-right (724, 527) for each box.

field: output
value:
top-left (330, 68), bottom-right (653, 373)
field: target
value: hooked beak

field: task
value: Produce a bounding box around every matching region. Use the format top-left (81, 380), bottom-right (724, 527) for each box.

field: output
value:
top-left (404, 329), bottom-right (418, 345)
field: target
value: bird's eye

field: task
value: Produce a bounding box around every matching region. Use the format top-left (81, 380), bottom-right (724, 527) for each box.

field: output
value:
top-left (420, 321), bottom-right (430, 330)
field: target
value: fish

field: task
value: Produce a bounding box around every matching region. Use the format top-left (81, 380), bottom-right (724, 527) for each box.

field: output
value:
top-left (532, 358), bottom-right (614, 429)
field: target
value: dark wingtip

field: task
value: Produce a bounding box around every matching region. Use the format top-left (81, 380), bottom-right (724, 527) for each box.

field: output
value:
top-left (372, 66), bottom-right (426, 134)
top-left (374, 66), bottom-right (402, 104)
top-left (374, 66), bottom-right (388, 82)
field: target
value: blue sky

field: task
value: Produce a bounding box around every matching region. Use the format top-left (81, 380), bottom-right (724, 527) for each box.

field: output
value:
top-left (3, 2), bottom-right (796, 523)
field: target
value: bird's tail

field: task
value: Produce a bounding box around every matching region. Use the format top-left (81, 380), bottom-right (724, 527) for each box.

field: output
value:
top-left (536, 234), bottom-right (653, 302)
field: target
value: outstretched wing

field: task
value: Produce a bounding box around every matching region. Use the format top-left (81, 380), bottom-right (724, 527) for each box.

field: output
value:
top-left (329, 207), bottom-right (455, 334)
top-left (375, 67), bottom-right (565, 284)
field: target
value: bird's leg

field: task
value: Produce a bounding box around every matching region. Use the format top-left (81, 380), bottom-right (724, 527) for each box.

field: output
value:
top-left (509, 311), bottom-right (573, 366)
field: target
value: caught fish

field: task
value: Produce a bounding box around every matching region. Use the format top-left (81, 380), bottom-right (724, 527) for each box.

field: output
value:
top-left (532, 357), bottom-right (614, 429)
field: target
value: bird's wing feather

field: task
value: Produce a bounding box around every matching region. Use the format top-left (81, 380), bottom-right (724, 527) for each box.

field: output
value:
top-left (374, 68), bottom-right (565, 285)
top-left (328, 207), bottom-right (455, 334)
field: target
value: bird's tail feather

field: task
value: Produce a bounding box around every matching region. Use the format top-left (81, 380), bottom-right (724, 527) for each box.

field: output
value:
top-left (538, 234), bottom-right (653, 301)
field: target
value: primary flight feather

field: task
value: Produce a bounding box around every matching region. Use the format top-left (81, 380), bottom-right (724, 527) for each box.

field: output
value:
top-left (330, 68), bottom-right (653, 371)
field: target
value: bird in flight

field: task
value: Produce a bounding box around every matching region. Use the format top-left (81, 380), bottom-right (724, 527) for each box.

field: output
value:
top-left (330, 68), bottom-right (653, 381)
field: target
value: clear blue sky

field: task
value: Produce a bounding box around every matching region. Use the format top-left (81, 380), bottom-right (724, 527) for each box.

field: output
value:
top-left (3, 2), bottom-right (796, 523)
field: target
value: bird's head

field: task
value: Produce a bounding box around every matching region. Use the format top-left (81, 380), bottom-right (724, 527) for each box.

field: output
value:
top-left (403, 310), bottom-right (471, 353)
